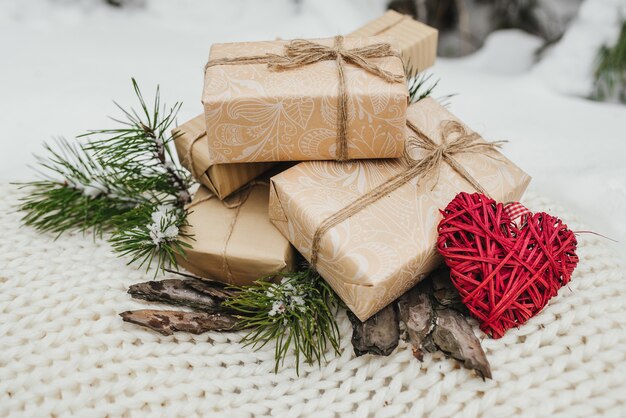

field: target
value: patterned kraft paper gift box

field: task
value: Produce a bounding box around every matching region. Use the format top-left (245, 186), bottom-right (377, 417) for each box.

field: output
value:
top-left (176, 184), bottom-right (296, 286)
top-left (269, 98), bottom-right (531, 321)
top-left (349, 10), bottom-right (438, 71)
top-left (202, 36), bottom-right (408, 164)
top-left (173, 114), bottom-right (275, 200)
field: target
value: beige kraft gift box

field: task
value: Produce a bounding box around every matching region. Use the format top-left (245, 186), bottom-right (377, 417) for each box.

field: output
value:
top-left (350, 10), bottom-right (438, 71)
top-left (202, 36), bottom-right (408, 164)
top-left (173, 114), bottom-right (275, 200)
top-left (269, 98), bottom-right (531, 321)
top-left (176, 184), bottom-right (296, 286)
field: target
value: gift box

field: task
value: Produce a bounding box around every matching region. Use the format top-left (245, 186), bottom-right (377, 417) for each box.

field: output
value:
top-left (176, 184), bottom-right (296, 286)
top-left (173, 114), bottom-right (274, 200)
top-left (350, 10), bottom-right (438, 71)
top-left (202, 36), bottom-right (408, 164)
top-left (269, 98), bottom-right (531, 321)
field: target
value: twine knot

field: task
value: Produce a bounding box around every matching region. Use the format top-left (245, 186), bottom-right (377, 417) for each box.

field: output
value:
top-left (403, 120), bottom-right (505, 195)
top-left (267, 36), bottom-right (404, 85)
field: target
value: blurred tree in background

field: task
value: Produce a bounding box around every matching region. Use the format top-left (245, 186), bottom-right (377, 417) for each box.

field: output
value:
top-left (592, 20), bottom-right (626, 103)
top-left (388, 0), bottom-right (582, 56)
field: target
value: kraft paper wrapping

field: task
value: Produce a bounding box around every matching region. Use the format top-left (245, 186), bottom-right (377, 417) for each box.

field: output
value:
top-left (202, 36), bottom-right (408, 164)
top-left (173, 114), bottom-right (274, 200)
top-left (350, 10), bottom-right (438, 71)
top-left (269, 98), bottom-right (531, 321)
top-left (176, 184), bottom-right (296, 286)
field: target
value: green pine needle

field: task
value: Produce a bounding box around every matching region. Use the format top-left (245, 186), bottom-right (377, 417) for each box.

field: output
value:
top-left (17, 138), bottom-right (139, 236)
top-left (408, 72), bottom-right (441, 104)
top-left (405, 61), bottom-right (454, 105)
top-left (110, 203), bottom-right (192, 273)
top-left (224, 269), bottom-right (342, 375)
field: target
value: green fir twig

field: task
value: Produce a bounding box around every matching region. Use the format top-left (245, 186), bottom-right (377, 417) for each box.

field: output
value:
top-left (224, 269), bottom-right (342, 375)
top-left (17, 79), bottom-right (193, 274)
top-left (81, 79), bottom-right (192, 206)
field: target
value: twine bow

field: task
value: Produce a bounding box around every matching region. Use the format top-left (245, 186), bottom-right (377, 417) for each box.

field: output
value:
top-left (309, 119), bottom-right (505, 268)
top-left (205, 35), bottom-right (403, 161)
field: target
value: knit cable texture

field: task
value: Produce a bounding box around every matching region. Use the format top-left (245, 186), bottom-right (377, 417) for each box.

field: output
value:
top-left (0, 184), bottom-right (624, 417)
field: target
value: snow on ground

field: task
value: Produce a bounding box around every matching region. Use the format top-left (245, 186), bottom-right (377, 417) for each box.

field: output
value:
top-left (0, 0), bottom-right (624, 259)
top-left (453, 30), bottom-right (544, 74)
top-left (534, 0), bottom-right (626, 96)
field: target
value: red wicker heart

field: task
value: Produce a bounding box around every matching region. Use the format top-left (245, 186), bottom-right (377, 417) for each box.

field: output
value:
top-left (436, 192), bottom-right (579, 338)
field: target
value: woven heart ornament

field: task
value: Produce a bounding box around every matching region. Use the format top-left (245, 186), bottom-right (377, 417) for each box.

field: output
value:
top-left (436, 192), bottom-right (579, 338)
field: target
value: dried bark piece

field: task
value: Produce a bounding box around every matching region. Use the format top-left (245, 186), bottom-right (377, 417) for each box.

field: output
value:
top-left (397, 280), bottom-right (434, 360)
top-left (395, 267), bottom-right (492, 379)
top-left (128, 279), bottom-right (232, 312)
top-left (183, 279), bottom-right (238, 300)
top-left (348, 304), bottom-right (399, 356)
top-left (431, 268), bottom-right (469, 315)
top-left (120, 310), bottom-right (240, 336)
top-left (431, 308), bottom-right (492, 380)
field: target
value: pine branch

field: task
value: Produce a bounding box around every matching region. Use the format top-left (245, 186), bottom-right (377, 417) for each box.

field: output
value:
top-left (81, 79), bottom-right (192, 206)
top-left (17, 79), bottom-right (195, 274)
top-left (223, 269), bottom-right (341, 375)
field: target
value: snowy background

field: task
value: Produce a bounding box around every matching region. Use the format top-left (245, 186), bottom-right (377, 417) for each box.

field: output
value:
top-left (1, 0), bottom-right (625, 259)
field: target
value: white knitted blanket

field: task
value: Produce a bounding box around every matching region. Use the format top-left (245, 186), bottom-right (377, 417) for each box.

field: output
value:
top-left (1, 183), bottom-right (625, 418)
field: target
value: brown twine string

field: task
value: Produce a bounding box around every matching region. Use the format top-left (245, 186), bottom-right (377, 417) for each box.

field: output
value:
top-left (184, 192), bottom-right (214, 211)
top-left (184, 131), bottom-right (206, 180)
top-left (220, 200), bottom-right (242, 282)
top-left (184, 180), bottom-right (268, 282)
top-left (204, 36), bottom-right (403, 161)
top-left (309, 119), bottom-right (506, 268)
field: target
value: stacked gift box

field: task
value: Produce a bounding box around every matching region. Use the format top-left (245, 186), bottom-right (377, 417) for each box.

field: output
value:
top-left (172, 11), bottom-right (530, 321)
